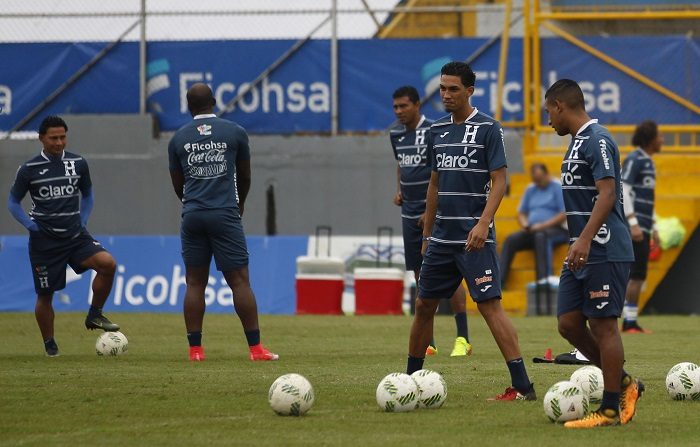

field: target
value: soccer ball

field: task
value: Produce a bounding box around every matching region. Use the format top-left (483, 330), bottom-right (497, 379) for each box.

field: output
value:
top-left (543, 381), bottom-right (589, 422)
top-left (666, 362), bottom-right (700, 401)
top-left (411, 369), bottom-right (447, 409)
top-left (570, 365), bottom-right (604, 404)
top-left (95, 331), bottom-right (128, 356)
top-left (376, 373), bottom-right (419, 412)
top-left (268, 374), bottom-right (315, 416)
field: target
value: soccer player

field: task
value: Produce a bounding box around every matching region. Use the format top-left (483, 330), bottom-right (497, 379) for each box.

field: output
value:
top-left (390, 85), bottom-right (472, 357)
top-left (621, 121), bottom-right (662, 334)
top-left (544, 79), bottom-right (643, 427)
top-left (7, 115), bottom-right (119, 357)
top-left (168, 83), bottom-right (278, 362)
top-left (405, 61), bottom-right (535, 401)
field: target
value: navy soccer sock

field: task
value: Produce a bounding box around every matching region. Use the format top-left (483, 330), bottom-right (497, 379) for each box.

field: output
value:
top-left (187, 331), bottom-right (202, 347)
top-left (600, 391), bottom-right (620, 414)
top-left (245, 329), bottom-right (261, 347)
top-left (454, 312), bottom-right (469, 340)
top-left (407, 355), bottom-right (425, 375)
top-left (88, 305), bottom-right (102, 317)
top-left (506, 358), bottom-right (531, 394)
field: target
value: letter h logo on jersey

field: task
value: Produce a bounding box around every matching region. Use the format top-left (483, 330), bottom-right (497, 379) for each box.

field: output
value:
top-left (63, 160), bottom-right (77, 177)
top-left (462, 125), bottom-right (479, 144)
top-left (415, 129), bottom-right (426, 145)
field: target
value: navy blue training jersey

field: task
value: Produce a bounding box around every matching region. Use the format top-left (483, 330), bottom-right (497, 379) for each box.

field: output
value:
top-left (560, 119), bottom-right (634, 263)
top-left (168, 114), bottom-right (251, 214)
top-left (428, 108), bottom-right (507, 245)
top-left (621, 148), bottom-right (656, 233)
top-left (10, 151), bottom-right (91, 239)
top-left (389, 115), bottom-right (433, 219)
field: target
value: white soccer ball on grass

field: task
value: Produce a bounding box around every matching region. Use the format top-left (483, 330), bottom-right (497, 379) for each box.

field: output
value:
top-left (411, 369), bottom-right (447, 409)
top-left (543, 381), bottom-right (589, 422)
top-left (376, 373), bottom-right (419, 412)
top-left (268, 373), bottom-right (315, 416)
top-left (666, 362), bottom-right (700, 401)
top-left (95, 331), bottom-right (128, 356)
top-left (570, 365), bottom-right (604, 404)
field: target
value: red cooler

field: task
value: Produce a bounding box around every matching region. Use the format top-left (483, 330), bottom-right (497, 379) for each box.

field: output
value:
top-left (295, 257), bottom-right (345, 315)
top-left (354, 268), bottom-right (405, 315)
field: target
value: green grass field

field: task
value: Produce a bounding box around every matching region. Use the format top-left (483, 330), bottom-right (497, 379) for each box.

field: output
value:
top-left (1, 313), bottom-right (699, 446)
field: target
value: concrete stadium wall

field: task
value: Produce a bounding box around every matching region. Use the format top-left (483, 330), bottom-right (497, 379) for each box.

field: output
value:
top-left (0, 115), bottom-right (524, 236)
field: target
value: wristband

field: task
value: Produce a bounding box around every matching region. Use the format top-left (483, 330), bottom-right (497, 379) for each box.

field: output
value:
top-left (422, 237), bottom-right (430, 241)
top-left (627, 216), bottom-right (639, 226)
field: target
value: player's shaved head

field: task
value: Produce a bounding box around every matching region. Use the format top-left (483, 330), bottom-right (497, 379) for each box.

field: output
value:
top-left (544, 79), bottom-right (585, 110)
top-left (187, 83), bottom-right (216, 116)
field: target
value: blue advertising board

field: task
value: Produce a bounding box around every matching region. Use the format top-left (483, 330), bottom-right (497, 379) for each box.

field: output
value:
top-left (0, 37), bottom-right (697, 133)
top-left (0, 235), bottom-right (307, 314)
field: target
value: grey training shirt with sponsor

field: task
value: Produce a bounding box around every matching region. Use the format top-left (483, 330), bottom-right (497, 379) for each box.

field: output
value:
top-left (560, 119), bottom-right (634, 263)
top-left (427, 108), bottom-right (507, 246)
top-left (621, 148), bottom-right (656, 233)
top-left (168, 115), bottom-right (251, 214)
top-left (389, 115), bottom-right (433, 219)
top-left (10, 150), bottom-right (91, 239)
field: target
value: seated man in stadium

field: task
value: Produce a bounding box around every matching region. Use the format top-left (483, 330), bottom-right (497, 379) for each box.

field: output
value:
top-left (499, 163), bottom-right (568, 288)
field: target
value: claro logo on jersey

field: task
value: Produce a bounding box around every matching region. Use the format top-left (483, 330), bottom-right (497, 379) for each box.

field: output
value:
top-left (398, 148), bottom-right (427, 167)
top-left (38, 178), bottom-right (79, 199)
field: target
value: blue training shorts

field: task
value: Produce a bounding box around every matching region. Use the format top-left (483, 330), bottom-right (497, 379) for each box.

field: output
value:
top-left (28, 229), bottom-right (107, 294)
top-left (557, 262), bottom-right (631, 319)
top-left (402, 217), bottom-right (424, 272)
top-left (418, 241), bottom-right (502, 302)
top-left (180, 208), bottom-right (249, 271)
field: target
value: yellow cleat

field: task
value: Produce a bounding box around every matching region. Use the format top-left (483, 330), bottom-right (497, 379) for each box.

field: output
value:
top-left (426, 345), bottom-right (438, 356)
top-left (450, 337), bottom-right (473, 357)
top-left (620, 376), bottom-right (644, 424)
top-left (564, 409), bottom-right (620, 428)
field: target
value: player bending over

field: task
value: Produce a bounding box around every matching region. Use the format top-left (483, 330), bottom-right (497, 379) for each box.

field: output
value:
top-left (544, 79), bottom-right (643, 428)
top-left (168, 83), bottom-right (278, 362)
top-left (7, 116), bottom-right (119, 357)
top-left (390, 85), bottom-right (472, 357)
top-left (406, 62), bottom-right (535, 401)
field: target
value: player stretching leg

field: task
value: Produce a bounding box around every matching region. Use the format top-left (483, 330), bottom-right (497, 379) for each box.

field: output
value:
top-left (390, 85), bottom-right (471, 357)
top-left (544, 79), bottom-right (643, 428)
top-left (168, 83), bottom-right (278, 362)
top-left (405, 62), bottom-right (534, 401)
top-left (7, 116), bottom-right (119, 357)
top-left (621, 121), bottom-right (662, 334)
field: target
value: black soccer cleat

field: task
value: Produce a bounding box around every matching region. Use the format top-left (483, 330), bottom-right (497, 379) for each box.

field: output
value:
top-left (45, 340), bottom-right (60, 357)
top-left (85, 313), bottom-right (120, 332)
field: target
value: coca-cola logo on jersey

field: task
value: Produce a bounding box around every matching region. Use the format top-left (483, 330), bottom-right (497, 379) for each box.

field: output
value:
top-left (187, 148), bottom-right (226, 165)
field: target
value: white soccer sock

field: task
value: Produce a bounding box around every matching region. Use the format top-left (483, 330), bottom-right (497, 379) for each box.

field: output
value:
top-left (623, 304), bottom-right (638, 322)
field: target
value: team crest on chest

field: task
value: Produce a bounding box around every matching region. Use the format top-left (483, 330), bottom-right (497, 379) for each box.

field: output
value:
top-left (63, 160), bottom-right (77, 176)
top-left (197, 124), bottom-right (212, 136)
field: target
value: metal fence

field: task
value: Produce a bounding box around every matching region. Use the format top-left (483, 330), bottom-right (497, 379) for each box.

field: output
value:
top-left (0, 1), bottom-right (512, 136)
top-left (1, 0), bottom-right (698, 150)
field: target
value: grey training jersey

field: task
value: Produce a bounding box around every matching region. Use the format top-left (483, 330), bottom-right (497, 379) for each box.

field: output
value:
top-left (389, 115), bottom-right (433, 219)
top-left (10, 150), bottom-right (91, 239)
top-left (168, 114), bottom-right (251, 214)
top-left (427, 108), bottom-right (507, 246)
top-left (621, 148), bottom-right (656, 233)
top-left (560, 119), bottom-right (634, 263)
